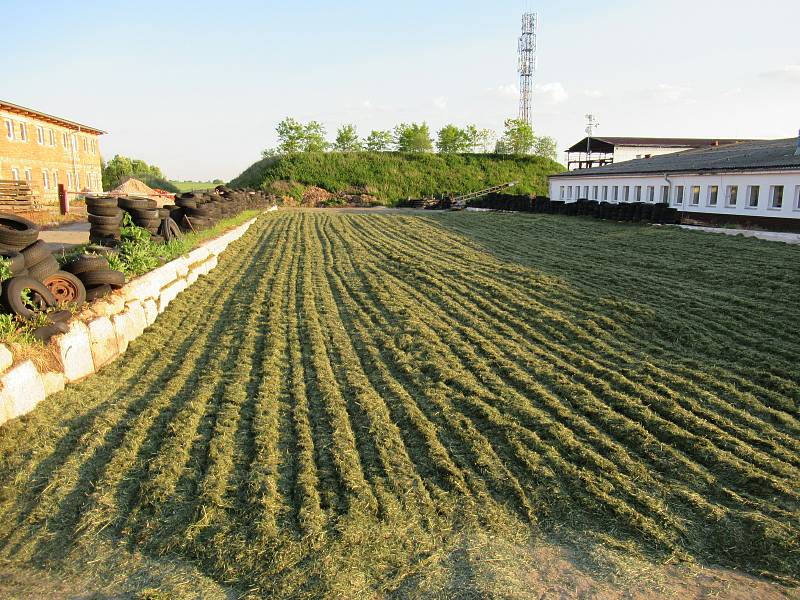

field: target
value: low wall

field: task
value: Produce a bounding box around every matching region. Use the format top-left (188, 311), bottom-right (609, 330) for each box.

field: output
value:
top-left (0, 217), bottom-right (258, 427)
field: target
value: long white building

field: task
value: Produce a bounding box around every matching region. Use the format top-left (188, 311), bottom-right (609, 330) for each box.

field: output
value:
top-left (549, 137), bottom-right (800, 229)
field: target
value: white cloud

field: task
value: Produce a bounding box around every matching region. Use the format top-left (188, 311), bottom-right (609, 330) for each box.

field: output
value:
top-left (535, 82), bottom-right (568, 104)
top-left (488, 83), bottom-right (519, 98)
top-left (645, 83), bottom-right (693, 104)
top-left (581, 89), bottom-right (604, 98)
top-left (760, 64), bottom-right (800, 84)
top-left (361, 99), bottom-right (374, 109)
top-left (433, 96), bottom-right (447, 110)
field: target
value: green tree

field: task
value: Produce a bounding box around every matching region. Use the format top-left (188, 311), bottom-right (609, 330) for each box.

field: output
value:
top-left (212, 178), bottom-right (224, 184)
top-left (101, 155), bottom-right (178, 192)
top-left (275, 117), bottom-right (306, 154)
top-left (499, 118), bottom-right (536, 155)
top-left (465, 125), bottom-right (495, 153)
top-left (364, 130), bottom-right (393, 152)
top-left (334, 124), bottom-right (363, 152)
top-left (436, 124), bottom-right (471, 153)
top-left (533, 136), bottom-right (558, 161)
top-left (394, 122), bottom-right (433, 153)
top-left (303, 121), bottom-right (329, 152)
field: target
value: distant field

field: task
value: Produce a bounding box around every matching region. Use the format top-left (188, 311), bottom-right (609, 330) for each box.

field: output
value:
top-left (169, 180), bottom-right (221, 193)
top-left (0, 211), bottom-right (797, 598)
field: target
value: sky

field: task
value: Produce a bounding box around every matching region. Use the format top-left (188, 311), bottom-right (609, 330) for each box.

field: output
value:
top-left (2, 0), bottom-right (799, 181)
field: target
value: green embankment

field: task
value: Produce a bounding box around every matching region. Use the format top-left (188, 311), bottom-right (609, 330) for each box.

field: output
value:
top-left (229, 152), bottom-right (565, 204)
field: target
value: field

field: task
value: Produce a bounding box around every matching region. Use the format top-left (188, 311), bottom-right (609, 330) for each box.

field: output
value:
top-left (169, 180), bottom-right (221, 193)
top-left (0, 210), bottom-right (798, 598)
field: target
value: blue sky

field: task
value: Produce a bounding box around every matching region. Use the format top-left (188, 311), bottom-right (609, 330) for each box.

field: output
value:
top-left (2, 0), bottom-right (798, 180)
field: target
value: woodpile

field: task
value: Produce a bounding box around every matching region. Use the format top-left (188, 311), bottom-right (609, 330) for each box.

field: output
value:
top-left (0, 180), bottom-right (34, 210)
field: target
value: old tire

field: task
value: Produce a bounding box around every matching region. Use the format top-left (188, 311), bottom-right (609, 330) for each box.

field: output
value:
top-left (0, 251), bottom-right (26, 274)
top-left (1, 276), bottom-right (56, 318)
top-left (32, 321), bottom-right (69, 342)
top-left (117, 197), bottom-right (151, 210)
top-left (78, 269), bottom-right (125, 289)
top-left (88, 213), bottom-right (124, 226)
top-left (0, 214), bottom-right (40, 249)
top-left (87, 205), bottom-right (122, 217)
top-left (48, 309), bottom-right (72, 323)
top-left (65, 254), bottom-right (109, 275)
top-left (85, 284), bottom-right (112, 302)
top-left (42, 271), bottom-right (87, 306)
top-left (20, 241), bottom-right (52, 268)
top-left (28, 255), bottom-right (61, 282)
top-left (85, 196), bottom-right (118, 209)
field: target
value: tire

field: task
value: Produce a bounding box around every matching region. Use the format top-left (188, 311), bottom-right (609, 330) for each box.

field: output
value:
top-left (48, 309), bottom-right (72, 323)
top-left (150, 234), bottom-right (165, 244)
top-left (88, 213), bottom-right (124, 227)
top-left (85, 196), bottom-right (118, 209)
top-left (186, 207), bottom-right (211, 217)
top-left (65, 254), bottom-right (109, 275)
top-left (87, 205), bottom-right (123, 217)
top-left (85, 244), bottom-right (118, 255)
top-left (42, 271), bottom-right (87, 306)
top-left (134, 218), bottom-right (161, 229)
top-left (21, 240), bottom-right (52, 268)
top-left (0, 251), bottom-right (26, 274)
top-left (175, 198), bottom-right (197, 209)
top-left (90, 233), bottom-right (121, 245)
top-left (0, 213), bottom-right (40, 249)
top-left (85, 284), bottom-right (112, 301)
top-left (1, 276), bottom-right (56, 318)
top-left (78, 269), bottom-right (125, 289)
top-left (129, 208), bottom-right (158, 220)
top-left (32, 322), bottom-right (69, 342)
top-left (28, 255), bottom-right (61, 282)
top-left (160, 218), bottom-right (182, 241)
top-left (117, 197), bottom-right (151, 210)
top-left (157, 208), bottom-right (170, 219)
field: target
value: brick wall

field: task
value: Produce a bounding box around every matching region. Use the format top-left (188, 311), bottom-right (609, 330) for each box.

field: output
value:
top-left (0, 108), bottom-right (103, 205)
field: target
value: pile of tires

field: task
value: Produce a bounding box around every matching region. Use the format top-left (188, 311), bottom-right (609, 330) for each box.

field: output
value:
top-left (86, 195), bottom-right (124, 245)
top-left (64, 254), bottom-right (125, 302)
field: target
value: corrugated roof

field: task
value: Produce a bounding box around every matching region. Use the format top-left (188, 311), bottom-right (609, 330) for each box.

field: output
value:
top-left (0, 100), bottom-right (106, 135)
top-left (565, 136), bottom-right (759, 153)
top-left (553, 138), bottom-right (800, 177)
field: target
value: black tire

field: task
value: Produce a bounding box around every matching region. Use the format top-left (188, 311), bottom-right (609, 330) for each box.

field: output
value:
top-left (175, 198), bottom-right (197, 209)
top-left (0, 213), bottom-right (40, 249)
top-left (88, 213), bottom-right (124, 227)
top-left (43, 271), bottom-right (87, 306)
top-left (85, 196), bottom-right (118, 209)
top-left (90, 228), bottom-right (121, 239)
top-left (87, 205), bottom-right (123, 217)
top-left (128, 208), bottom-right (158, 220)
top-left (157, 208), bottom-right (170, 219)
top-left (186, 207), bottom-right (211, 217)
top-left (32, 322), bottom-right (69, 342)
top-left (1, 276), bottom-right (56, 318)
top-left (78, 269), bottom-right (125, 289)
top-left (160, 218), bottom-right (182, 241)
top-left (85, 284), bottom-right (112, 301)
top-left (28, 255), bottom-right (61, 282)
top-left (89, 233), bottom-right (121, 245)
top-left (117, 197), bottom-right (151, 210)
top-left (21, 240), bottom-right (52, 268)
top-left (85, 244), bottom-right (118, 255)
top-left (48, 309), bottom-right (72, 323)
top-left (65, 254), bottom-right (109, 275)
top-left (134, 218), bottom-right (161, 229)
top-left (150, 234), bottom-right (165, 244)
top-left (1, 251), bottom-right (26, 274)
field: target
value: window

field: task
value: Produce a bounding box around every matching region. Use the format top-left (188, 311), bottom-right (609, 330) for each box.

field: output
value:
top-left (747, 185), bottom-right (760, 208)
top-left (52, 170), bottom-right (58, 189)
top-left (559, 186), bottom-right (565, 200)
top-left (19, 123), bottom-right (28, 141)
top-left (592, 185), bottom-right (598, 200)
top-left (4, 119), bottom-right (13, 140)
top-left (707, 185), bottom-right (719, 206)
top-left (36, 125), bottom-right (44, 144)
top-left (48, 129), bottom-right (55, 146)
top-left (770, 185), bottom-right (784, 209)
top-left (602, 186), bottom-right (608, 200)
top-left (661, 185), bottom-right (670, 203)
top-left (82, 137), bottom-right (88, 152)
top-left (90, 139), bottom-right (96, 154)
top-left (75, 170), bottom-right (80, 190)
top-left (613, 186), bottom-right (619, 201)
top-left (795, 186), bottom-right (800, 210)
top-left (70, 134), bottom-right (77, 151)
top-left (24, 168), bottom-right (32, 183)
top-left (623, 186), bottom-right (630, 202)
top-left (726, 185), bottom-right (738, 207)
top-left (633, 186), bottom-right (641, 202)
top-left (675, 186), bottom-right (684, 205)
top-left (690, 186), bottom-right (700, 205)
top-left (67, 171), bottom-right (73, 190)
top-left (647, 186), bottom-right (655, 202)
top-left (567, 186), bottom-right (572, 198)
top-left (10, 168), bottom-right (19, 181)
top-left (42, 170), bottom-right (49, 190)
top-left (62, 131), bottom-right (68, 147)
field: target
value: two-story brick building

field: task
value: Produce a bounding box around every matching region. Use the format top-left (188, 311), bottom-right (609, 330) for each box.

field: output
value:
top-left (0, 100), bottom-right (105, 204)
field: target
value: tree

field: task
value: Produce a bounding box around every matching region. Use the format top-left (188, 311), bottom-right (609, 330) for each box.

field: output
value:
top-left (532, 135), bottom-right (558, 161)
top-left (394, 122), bottom-right (433, 153)
top-left (499, 118), bottom-right (536, 155)
top-left (436, 124), bottom-right (471, 153)
top-left (465, 125), bottom-right (496, 153)
top-left (364, 130), bottom-right (393, 152)
top-left (334, 124), bottom-right (363, 152)
top-left (101, 154), bottom-right (179, 192)
top-left (275, 117), bottom-right (306, 154)
top-left (303, 121), bottom-right (329, 152)
top-left (212, 179), bottom-right (224, 184)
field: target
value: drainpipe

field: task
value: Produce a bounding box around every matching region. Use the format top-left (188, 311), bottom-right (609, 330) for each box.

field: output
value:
top-left (795, 129), bottom-right (800, 156)
top-left (663, 173), bottom-right (673, 205)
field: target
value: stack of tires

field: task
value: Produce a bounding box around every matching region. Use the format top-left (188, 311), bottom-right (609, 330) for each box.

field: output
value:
top-left (64, 254), bottom-right (125, 302)
top-left (86, 196), bottom-right (123, 245)
top-left (0, 213), bottom-right (40, 278)
top-left (176, 193), bottom-right (214, 231)
top-left (119, 196), bottom-right (161, 237)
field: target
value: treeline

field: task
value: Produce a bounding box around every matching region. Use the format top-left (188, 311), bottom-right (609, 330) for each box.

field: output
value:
top-left (262, 118), bottom-right (558, 160)
top-left (102, 155), bottom-right (179, 193)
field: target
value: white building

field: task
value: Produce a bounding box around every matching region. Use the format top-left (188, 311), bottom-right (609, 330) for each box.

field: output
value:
top-left (550, 137), bottom-right (800, 229)
top-left (565, 136), bottom-right (756, 171)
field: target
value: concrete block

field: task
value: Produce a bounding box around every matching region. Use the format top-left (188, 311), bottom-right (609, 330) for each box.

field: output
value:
top-left (0, 361), bottom-right (46, 424)
top-left (143, 298), bottom-right (158, 326)
top-left (173, 257), bottom-right (189, 278)
top-left (107, 292), bottom-right (126, 315)
top-left (54, 321), bottom-right (95, 382)
top-left (126, 301), bottom-right (148, 340)
top-left (90, 298), bottom-right (119, 318)
top-left (111, 311), bottom-right (131, 354)
top-left (41, 371), bottom-right (66, 396)
top-left (87, 316), bottom-right (119, 370)
top-left (120, 276), bottom-right (159, 304)
top-left (186, 270), bottom-right (199, 286)
top-left (187, 246), bottom-right (210, 266)
top-left (0, 344), bottom-right (13, 375)
top-left (158, 278), bottom-right (188, 313)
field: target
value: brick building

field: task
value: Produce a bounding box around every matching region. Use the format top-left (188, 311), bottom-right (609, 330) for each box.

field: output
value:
top-left (0, 100), bottom-right (105, 204)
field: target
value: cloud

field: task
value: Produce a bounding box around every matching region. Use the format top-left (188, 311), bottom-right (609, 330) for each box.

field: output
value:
top-left (645, 83), bottom-right (693, 104)
top-left (760, 64), bottom-right (800, 84)
top-left (581, 89), bottom-right (604, 98)
top-left (488, 83), bottom-right (519, 98)
top-left (535, 82), bottom-right (568, 104)
top-left (361, 99), bottom-right (374, 109)
top-left (433, 96), bottom-right (447, 110)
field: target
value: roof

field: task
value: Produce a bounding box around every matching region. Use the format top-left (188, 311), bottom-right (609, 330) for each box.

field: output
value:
top-left (565, 136), bottom-right (758, 153)
top-left (0, 100), bottom-right (106, 135)
top-left (553, 138), bottom-right (800, 178)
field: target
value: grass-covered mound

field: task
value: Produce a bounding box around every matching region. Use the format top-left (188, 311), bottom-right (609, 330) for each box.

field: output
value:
top-left (229, 152), bottom-right (565, 204)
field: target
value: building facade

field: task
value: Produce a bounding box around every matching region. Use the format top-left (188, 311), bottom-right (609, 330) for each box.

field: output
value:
top-left (550, 137), bottom-right (800, 228)
top-left (0, 100), bottom-right (105, 204)
top-left (565, 137), bottom-right (757, 171)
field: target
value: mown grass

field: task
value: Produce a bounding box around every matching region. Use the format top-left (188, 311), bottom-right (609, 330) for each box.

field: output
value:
top-left (169, 181), bottom-right (220, 193)
top-left (0, 211), bottom-right (797, 598)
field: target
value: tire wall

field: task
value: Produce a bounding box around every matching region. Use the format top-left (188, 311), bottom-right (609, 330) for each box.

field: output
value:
top-left (0, 217), bottom-right (260, 427)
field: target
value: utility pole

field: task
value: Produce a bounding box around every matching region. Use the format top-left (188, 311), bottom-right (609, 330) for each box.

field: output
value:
top-left (518, 11), bottom-right (538, 125)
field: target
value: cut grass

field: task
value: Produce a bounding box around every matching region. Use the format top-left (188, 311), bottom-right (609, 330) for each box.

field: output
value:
top-left (0, 211), bottom-right (797, 597)
top-left (169, 181), bottom-right (220, 193)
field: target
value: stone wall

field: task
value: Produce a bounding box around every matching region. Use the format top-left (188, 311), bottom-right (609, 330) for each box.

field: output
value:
top-left (0, 217), bottom-right (258, 426)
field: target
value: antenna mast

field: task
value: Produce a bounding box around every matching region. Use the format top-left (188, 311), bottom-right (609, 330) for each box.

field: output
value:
top-left (518, 10), bottom-right (538, 125)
